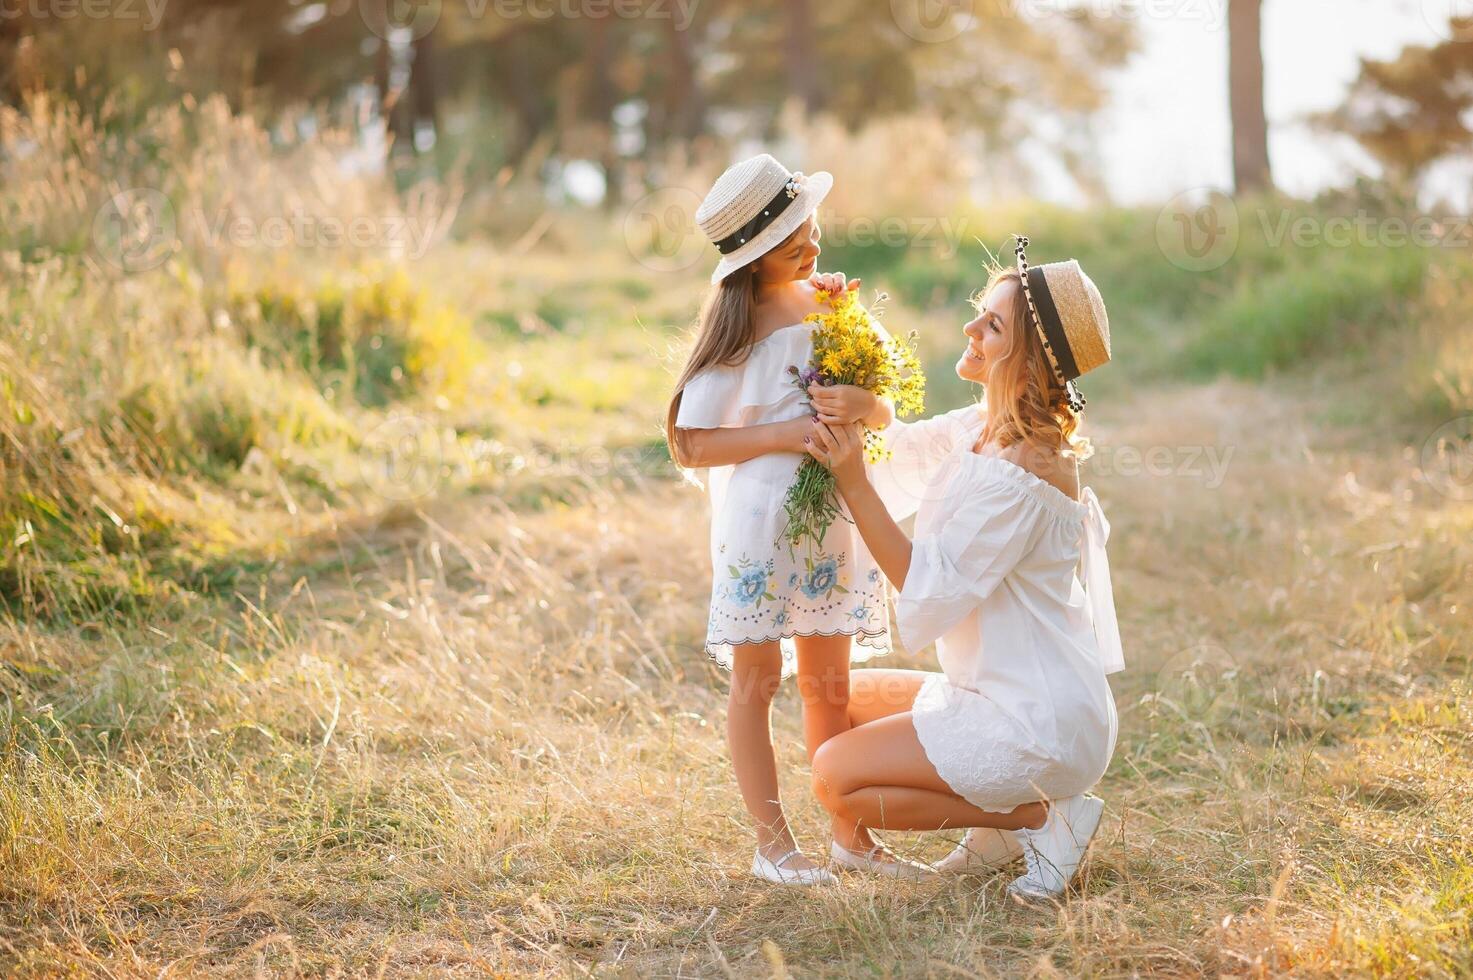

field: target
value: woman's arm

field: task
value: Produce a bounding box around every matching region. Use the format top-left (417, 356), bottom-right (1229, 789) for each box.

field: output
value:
top-left (674, 416), bottom-right (810, 470)
top-left (806, 420), bottom-right (912, 589)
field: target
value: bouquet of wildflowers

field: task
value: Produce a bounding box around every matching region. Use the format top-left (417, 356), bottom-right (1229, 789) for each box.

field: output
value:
top-left (781, 288), bottom-right (926, 557)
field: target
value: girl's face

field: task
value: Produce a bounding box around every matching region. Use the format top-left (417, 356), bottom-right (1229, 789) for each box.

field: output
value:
top-left (754, 215), bottom-right (822, 285)
top-left (956, 277), bottom-right (1020, 384)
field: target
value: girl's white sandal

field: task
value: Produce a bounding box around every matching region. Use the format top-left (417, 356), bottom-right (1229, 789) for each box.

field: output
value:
top-left (933, 827), bottom-right (1025, 874)
top-left (829, 839), bottom-right (935, 880)
top-left (751, 847), bottom-right (837, 886)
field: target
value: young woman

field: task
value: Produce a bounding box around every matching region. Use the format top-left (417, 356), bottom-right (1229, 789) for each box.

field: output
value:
top-left (803, 238), bottom-right (1124, 899)
top-left (666, 155), bottom-right (928, 885)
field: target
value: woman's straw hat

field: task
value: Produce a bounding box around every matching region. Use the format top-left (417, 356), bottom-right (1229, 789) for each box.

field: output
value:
top-left (697, 154), bottom-right (833, 285)
top-left (1013, 235), bottom-right (1111, 412)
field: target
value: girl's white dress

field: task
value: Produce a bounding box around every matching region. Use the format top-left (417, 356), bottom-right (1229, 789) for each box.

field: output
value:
top-left (675, 322), bottom-right (891, 676)
top-left (872, 403), bottom-right (1123, 811)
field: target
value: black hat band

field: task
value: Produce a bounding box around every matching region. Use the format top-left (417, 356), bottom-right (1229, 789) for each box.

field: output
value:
top-left (1025, 265), bottom-right (1080, 382)
top-left (712, 180), bottom-right (800, 255)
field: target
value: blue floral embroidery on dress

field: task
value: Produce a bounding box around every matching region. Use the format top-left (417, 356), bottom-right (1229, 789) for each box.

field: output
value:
top-left (867, 568), bottom-right (880, 583)
top-left (726, 555), bottom-right (776, 608)
top-left (800, 555), bottom-right (848, 600)
top-left (773, 609), bottom-right (790, 627)
top-left (850, 603), bottom-right (870, 622)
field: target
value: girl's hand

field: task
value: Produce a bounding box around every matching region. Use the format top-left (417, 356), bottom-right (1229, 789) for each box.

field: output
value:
top-left (804, 419), bottom-right (868, 488)
top-left (807, 383), bottom-right (878, 425)
top-left (809, 271), bottom-right (860, 296)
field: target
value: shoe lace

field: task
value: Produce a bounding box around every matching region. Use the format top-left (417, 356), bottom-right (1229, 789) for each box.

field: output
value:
top-left (1020, 836), bottom-right (1043, 883)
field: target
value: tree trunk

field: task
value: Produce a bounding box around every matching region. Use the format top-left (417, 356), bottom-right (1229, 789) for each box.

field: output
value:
top-left (585, 17), bottom-right (622, 209)
top-left (664, 17), bottom-right (704, 141)
top-left (411, 30), bottom-right (440, 152)
top-left (786, 0), bottom-right (820, 114)
top-left (1228, 0), bottom-right (1272, 194)
top-left (373, 9), bottom-right (413, 157)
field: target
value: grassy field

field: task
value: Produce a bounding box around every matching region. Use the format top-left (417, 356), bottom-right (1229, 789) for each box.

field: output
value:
top-left (4, 99), bottom-right (1473, 976)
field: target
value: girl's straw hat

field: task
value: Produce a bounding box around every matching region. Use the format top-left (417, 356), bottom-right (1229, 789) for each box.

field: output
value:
top-left (697, 154), bottom-right (833, 285)
top-left (1013, 235), bottom-right (1111, 412)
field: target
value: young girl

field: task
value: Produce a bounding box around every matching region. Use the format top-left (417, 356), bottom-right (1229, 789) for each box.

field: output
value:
top-left (666, 155), bottom-right (929, 885)
top-left (803, 237), bottom-right (1123, 900)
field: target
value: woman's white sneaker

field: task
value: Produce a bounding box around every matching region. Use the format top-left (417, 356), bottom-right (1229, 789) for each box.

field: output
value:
top-left (933, 827), bottom-right (1025, 874)
top-left (751, 846), bottom-right (836, 886)
top-left (1007, 794), bottom-right (1104, 901)
top-left (830, 839), bottom-right (935, 880)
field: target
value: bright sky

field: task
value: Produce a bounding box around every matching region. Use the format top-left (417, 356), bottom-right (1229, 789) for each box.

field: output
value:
top-left (1077, 0), bottom-right (1463, 205)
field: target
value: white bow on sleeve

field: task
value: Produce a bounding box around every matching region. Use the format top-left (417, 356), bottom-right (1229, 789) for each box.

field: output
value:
top-left (1080, 488), bottom-right (1125, 675)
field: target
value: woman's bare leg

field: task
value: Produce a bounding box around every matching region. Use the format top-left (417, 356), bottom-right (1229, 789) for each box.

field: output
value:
top-left (846, 668), bottom-right (932, 727)
top-left (728, 641), bottom-right (819, 869)
top-left (811, 712), bottom-right (1047, 832)
top-left (794, 652), bottom-right (937, 851)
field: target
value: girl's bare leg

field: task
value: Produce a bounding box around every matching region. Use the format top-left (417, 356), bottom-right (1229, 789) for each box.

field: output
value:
top-left (728, 641), bottom-right (820, 870)
top-left (811, 712), bottom-right (1047, 833)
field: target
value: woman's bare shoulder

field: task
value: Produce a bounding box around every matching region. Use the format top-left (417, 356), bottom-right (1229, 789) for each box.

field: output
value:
top-left (999, 443), bottom-right (1080, 501)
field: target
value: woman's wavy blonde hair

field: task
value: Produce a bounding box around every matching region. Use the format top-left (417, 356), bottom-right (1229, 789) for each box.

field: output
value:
top-left (976, 264), bottom-right (1093, 463)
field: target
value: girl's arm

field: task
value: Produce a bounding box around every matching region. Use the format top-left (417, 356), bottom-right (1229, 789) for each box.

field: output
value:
top-left (673, 416), bottom-right (810, 470)
top-left (805, 419), bottom-right (912, 588)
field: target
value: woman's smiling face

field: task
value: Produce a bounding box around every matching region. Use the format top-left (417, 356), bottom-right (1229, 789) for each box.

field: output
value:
top-left (754, 214), bottom-right (821, 284)
top-left (956, 277), bottom-right (1021, 383)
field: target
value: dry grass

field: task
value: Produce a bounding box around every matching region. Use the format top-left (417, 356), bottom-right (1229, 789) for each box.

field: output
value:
top-left (3, 89), bottom-right (1471, 979)
top-left (3, 369), bottom-right (1470, 976)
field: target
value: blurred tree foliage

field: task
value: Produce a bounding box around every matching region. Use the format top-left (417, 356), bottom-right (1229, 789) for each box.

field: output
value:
top-left (1321, 18), bottom-right (1473, 185)
top-left (0, 0), bottom-right (1133, 201)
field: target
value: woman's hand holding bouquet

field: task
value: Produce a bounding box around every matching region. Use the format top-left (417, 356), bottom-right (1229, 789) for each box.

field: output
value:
top-left (780, 275), bottom-right (926, 557)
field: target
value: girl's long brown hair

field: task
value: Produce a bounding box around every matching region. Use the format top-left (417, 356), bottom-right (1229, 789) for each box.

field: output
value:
top-left (664, 263), bottom-right (760, 467)
top-left (977, 266), bottom-right (1092, 463)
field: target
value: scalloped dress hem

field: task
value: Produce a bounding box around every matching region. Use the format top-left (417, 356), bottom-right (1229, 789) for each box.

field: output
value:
top-left (703, 626), bottom-right (891, 679)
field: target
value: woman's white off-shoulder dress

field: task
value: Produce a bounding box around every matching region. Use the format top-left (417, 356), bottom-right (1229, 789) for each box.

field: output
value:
top-left (675, 322), bottom-right (891, 677)
top-left (872, 403), bottom-right (1123, 811)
